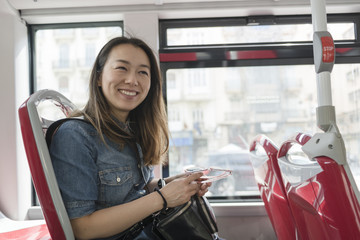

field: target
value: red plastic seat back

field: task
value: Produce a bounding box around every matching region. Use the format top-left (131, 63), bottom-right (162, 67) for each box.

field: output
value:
top-left (18, 89), bottom-right (76, 240)
top-left (278, 133), bottom-right (360, 240)
top-left (249, 134), bottom-right (298, 240)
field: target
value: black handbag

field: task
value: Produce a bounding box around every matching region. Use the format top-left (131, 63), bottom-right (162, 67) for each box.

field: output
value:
top-left (152, 194), bottom-right (219, 240)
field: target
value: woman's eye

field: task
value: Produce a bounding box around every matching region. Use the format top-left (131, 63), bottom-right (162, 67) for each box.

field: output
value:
top-left (139, 71), bottom-right (149, 76)
top-left (116, 66), bottom-right (127, 70)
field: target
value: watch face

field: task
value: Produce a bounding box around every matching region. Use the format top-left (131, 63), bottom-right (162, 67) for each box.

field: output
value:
top-left (158, 178), bottom-right (166, 188)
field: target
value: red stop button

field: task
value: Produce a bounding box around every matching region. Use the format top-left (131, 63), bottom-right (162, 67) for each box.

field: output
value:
top-left (321, 36), bottom-right (334, 63)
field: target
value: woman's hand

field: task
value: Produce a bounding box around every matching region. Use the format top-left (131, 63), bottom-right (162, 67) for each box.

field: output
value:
top-left (164, 172), bottom-right (187, 184)
top-left (164, 172), bottom-right (212, 197)
top-left (197, 181), bottom-right (212, 197)
top-left (160, 172), bottom-right (203, 207)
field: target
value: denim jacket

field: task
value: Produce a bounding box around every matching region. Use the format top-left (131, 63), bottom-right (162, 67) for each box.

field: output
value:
top-left (49, 119), bottom-right (155, 239)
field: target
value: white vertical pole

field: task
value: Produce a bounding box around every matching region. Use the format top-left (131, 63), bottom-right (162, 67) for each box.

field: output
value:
top-left (311, 0), bottom-right (327, 32)
top-left (310, 0), bottom-right (333, 107)
top-left (317, 72), bottom-right (332, 106)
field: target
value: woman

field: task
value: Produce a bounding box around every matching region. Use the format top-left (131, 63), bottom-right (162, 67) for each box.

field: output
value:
top-left (49, 36), bottom-right (211, 239)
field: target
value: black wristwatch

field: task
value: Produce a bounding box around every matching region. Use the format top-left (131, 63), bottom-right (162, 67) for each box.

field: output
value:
top-left (158, 178), bottom-right (166, 189)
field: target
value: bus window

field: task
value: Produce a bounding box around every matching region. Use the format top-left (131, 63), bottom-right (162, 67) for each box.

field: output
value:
top-left (160, 15), bottom-right (360, 199)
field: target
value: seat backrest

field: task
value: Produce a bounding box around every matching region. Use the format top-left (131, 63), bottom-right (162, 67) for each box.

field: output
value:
top-left (249, 134), bottom-right (298, 240)
top-left (277, 132), bottom-right (360, 240)
top-left (18, 89), bottom-right (76, 240)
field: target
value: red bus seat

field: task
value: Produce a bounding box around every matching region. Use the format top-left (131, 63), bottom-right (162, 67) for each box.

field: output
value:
top-left (18, 89), bottom-right (77, 240)
top-left (277, 132), bottom-right (360, 240)
top-left (249, 134), bottom-right (298, 240)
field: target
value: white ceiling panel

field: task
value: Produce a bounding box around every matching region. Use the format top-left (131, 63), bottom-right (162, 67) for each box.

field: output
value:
top-left (7, 0), bottom-right (360, 24)
top-left (8, 0), bottom-right (360, 10)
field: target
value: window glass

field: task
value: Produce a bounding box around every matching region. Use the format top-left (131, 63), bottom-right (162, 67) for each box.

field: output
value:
top-left (34, 26), bottom-right (122, 108)
top-left (166, 23), bottom-right (354, 46)
top-left (166, 64), bottom-right (360, 197)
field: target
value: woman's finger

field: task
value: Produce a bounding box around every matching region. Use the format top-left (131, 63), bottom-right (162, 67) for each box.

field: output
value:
top-left (186, 172), bottom-right (203, 183)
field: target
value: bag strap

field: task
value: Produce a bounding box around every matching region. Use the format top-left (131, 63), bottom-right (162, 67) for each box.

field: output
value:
top-left (194, 195), bottom-right (218, 234)
top-left (46, 118), bottom-right (88, 147)
top-left (126, 140), bottom-right (151, 193)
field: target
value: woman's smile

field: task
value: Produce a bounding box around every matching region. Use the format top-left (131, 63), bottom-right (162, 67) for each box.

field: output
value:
top-left (119, 89), bottom-right (137, 96)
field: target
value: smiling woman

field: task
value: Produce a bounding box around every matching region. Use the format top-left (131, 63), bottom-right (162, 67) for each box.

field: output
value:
top-left (47, 36), bottom-right (215, 240)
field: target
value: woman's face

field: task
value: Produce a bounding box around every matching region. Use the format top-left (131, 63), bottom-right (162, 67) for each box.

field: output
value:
top-left (98, 44), bottom-right (151, 122)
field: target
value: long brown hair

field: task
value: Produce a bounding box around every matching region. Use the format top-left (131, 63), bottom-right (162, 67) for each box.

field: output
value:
top-left (73, 37), bottom-right (169, 166)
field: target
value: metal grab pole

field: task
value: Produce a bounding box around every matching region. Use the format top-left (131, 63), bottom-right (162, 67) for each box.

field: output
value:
top-left (310, 0), bottom-right (333, 109)
top-left (302, 0), bottom-right (347, 166)
top-left (316, 72), bottom-right (332, 107)
top-left (311, 0), bottom-right (327, 32)
top-left (310, 0), bottom-right (336, 131)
